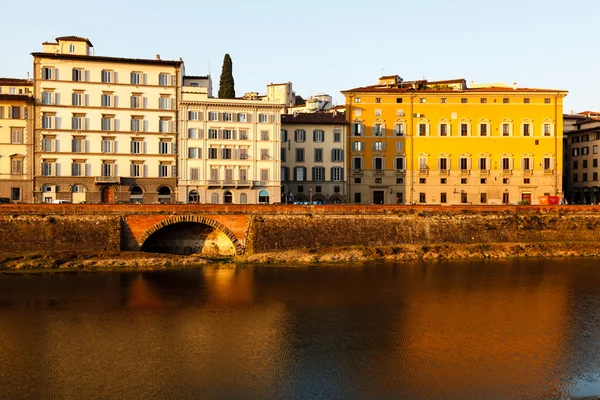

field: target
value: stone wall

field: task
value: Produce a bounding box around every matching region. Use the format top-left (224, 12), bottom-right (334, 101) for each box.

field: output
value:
top-left (247, 210), bottom-right (600, 253)
top-left (0, 214), bottom-right (121, 254)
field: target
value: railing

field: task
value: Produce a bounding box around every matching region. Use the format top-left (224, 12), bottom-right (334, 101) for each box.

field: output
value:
top-left (479, 169), bottom-right (490, 176)
top-left (502, 169), bottom-right (512, 175)
top-left (353, 168), bottom-right (363, 175)
top-left (419, 168), bottom-right (429, 175)
top-left (544, 169), bottom-right (554, 175)
top-left (253, 181), bottom-right (267, 187)
top-left (439, 169), bottom-right (449, 175)
top-left (95, 176), bottom-right (120, 184)
top-left (460, 169), bottom-right (470, 175)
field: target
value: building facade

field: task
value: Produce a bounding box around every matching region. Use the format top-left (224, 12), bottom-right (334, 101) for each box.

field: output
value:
top-left (32, 36), bottom-right (182, 203)
top-left (342, 76), bottom-right (567, 205)
top-left (563, 113), bottom-right (600, 204)
top-left (281, 112), bottom-right (347, 203)
top-left (0, 93), bottom-right (34, 202)
top-left (178, 76), bottom-right (284, 204)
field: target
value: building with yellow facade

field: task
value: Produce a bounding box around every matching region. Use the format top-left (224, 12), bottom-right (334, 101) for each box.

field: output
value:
top-left (342, 76), bottom-right (567, 205)
top-left (32, 36), bottom-right (183, 203)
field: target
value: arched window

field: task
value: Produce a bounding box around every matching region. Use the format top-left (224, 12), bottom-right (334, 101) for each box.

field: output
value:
top-left (157, 186), bottom-right (171, 204)
top-left (188, 190), bottom-right (199, 204)
top-left (130, 185), bottom-right (143, 204)
top-left (259, 190), bottom-right (269, 204)
top-left (239, 193), bottom-right (247, 204)
top-left (211, 193), bottom-right (219, 204)
top-left (223, 191), bottom-right (233, 204)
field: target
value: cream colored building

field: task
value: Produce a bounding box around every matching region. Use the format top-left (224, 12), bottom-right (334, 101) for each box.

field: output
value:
top-left (178, 76), bottom-right (284, 204)
top-left (32, 36), bottom-right (183, 203)
top-left (281, 112), bottom-right (347, 203)
top-left (0, 93), bottom-right (34, 202)
top-left (0, 77), bottom-right (33, 96)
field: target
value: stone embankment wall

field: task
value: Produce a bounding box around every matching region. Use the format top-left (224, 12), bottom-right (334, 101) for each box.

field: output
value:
top-left (0, 214), bottom-right (121, 254)
top-left (247, 209), bottom-right (600, 253)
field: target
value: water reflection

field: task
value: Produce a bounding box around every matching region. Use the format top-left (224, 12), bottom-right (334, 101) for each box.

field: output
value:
top-left (0, 260), bottom-right (599, 399)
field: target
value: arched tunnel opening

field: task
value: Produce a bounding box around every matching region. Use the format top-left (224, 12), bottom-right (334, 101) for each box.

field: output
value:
top-left (140, 222), bottom-right (236, 256)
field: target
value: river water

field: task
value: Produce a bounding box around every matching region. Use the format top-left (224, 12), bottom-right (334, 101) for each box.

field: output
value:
top-left (1, 259), bottom-right (600, 399)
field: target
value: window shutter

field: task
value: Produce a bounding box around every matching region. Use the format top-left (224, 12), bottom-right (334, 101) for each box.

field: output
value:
top-left (233, 130), bottom-right (237, 140)
top-left (381, 124), bottom-right (386, 136)
top-left (313, 130), bottom-right (317, 142)
top-left (143, 165), bottom-right (148, 177)
top-left (199, 129), bottom-right (204, 139)
top-left (85, 164), bottom-right (91, 177)
top-left (143, 74), bottom-right (147, 85)
top-left (55, 163), bottom-right (61, 177)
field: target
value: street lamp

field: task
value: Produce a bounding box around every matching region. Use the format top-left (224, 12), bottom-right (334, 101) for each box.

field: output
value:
top-left (309, 188), bottom-right (313, 204)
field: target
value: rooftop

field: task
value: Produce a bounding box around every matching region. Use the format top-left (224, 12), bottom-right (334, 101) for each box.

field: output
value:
top-left (0, 78), bottom-right (33, 86)
top-left (55, 36), bottom-right (94, 47)
top-left (281, 112), bottom-right (346, 125)
top-left (31, 52), bottom-right (183, 66)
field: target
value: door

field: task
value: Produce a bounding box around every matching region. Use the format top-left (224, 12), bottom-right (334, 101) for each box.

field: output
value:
top-left (373, 190), bottom-right (384, 204)
top-left (521, 192), bottom-right (531, 204)
top-left (101, 186), bottom-right (115, 203)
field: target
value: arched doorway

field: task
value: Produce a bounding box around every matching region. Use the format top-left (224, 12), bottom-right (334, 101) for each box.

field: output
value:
top-left (259, 190), bottom-right (269, 204)
top-left (189, 190), bottom-right (200, 204)
top-left (239, 193), bottom-right (247, 204)
top-left (223, 190), bottom-right (233, 204)
top-left (101, 186), bottom-right (115, 203)
top-left (71, 184), bottom-right (87, 204)
top-left (211, 193), bottom-right (219, 204)
top-left (130, 186), bottom-right (143, 204)
top-left (158, 186), bottom-right (172, 204)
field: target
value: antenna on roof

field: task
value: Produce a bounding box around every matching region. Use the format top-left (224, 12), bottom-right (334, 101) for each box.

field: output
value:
top-left (208, 62), bottom-right (211, 76)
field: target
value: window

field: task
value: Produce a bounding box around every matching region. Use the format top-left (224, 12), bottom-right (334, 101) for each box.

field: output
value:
top-left (208, 148), bottom-right (218, 159)
top-left (332, 149), bottom-right (343, 162)
top-left (313, 167), bottom-right (325, 181)
top-left (188, 111), bottom-right (199, 121)
top-left (331, 167), bottom-right (343, 181)
top-left (418, 123), bottom-right (428, 136)
top-left (480, 193), bottom-right (487, 203)
top-left (396, 142), bottom-right (403, 152)
top-left (334, 129), bottom-right (341, 142)
top-left (522, 123), bottom-right (531, 136)
top-left (543, 123), bottom-right (552, 136)
top-left (524, 98), bottom-right (530, 103)
top-left (440, 193), bottom-right (447, 203)
top-left (72, 137), bottom-right (85, 152)
top-left (503, 98), bottom-right (509, 104)
top-left (544, 98), bottom-right (551, 104)
top-left (101, 70), bottom-right (113, 83)
top-left (396, 98), bottom-right (402, 103)
top-left (208, 129), bottom-right (218, 139)
top-left (354, 98), bottom-right (361, 103)
top-left (481, 98), bottom-right (487, 103)
top-left (188, 147), bottom-right (199, 159)
top-left (11, 157), bottom-right (23, 175)
top-left (419, 157), bottom-right (428, 171)
top-left (461, 98), bottom-right (467, 103)
top-left (101, 115), bottom-right (114, 131)
top-left (158, 163), bottom-right (171, 178)
top-left (582, 146), bottom-right (590, 155)
top-left (594, 159), bottom-right (598, 168)
top-left (130, 117), bottom-right (143, 132)
top-left (42, 67), bottom-right (55, 80)
top-left (159, 73), bottom-right (170, 86)
top-left (375, 109), bottom-right (382, 116)
top-left (394, 157), bottom-right (405, 171)
top-left (460, 123), bottom-right (469, 136)
top-left (10, 128), bottom-right (23, 144)
top-left (296, 148), bottom-right (305, 162)
top-left (239, 129), bottom-right (248, 140)
top-left (375, 97), bottom-right (381, 103)
top-left (439, 123), bottom-right (449, 136)
top-left (374, 157), bottom-right (384, 171)
top-left (395, 124), bottom-right (405, 136)
top-left (208, 111), bottom-right (218, 121)
top-left (223, 129), bottom-right (233, 140)
top-left (594, 172), bottom-right (599, 181)
top-left (373, 141), bottom-right (385, 151)
top-left (71, 114), bottom-right (84, 130)
top-left (261, 131), bottom-right (269, 141)
top-left (438, 157), bottom-right (449, 171)
top-left (352, 141), bottom-right (364, 152)
top-left (501, 157), bottom-right (513, 171)
top-left (71, 161), bottom-right (85, 177)
top-left (238, 113), bottom-right (247, 122)
top-left (354, 193), bottom-right (361, 203)
top-left (41, 90), bottom-right (55, 105)
top-left (479, 123), bottom-right (488, 136)
top-left (101, 137), bottom-right (114, 153)
top-left (461, 178), bottom-right (468, 184)
top-left (130, 72), bottom-right (142, 85)
top-left (130, 163), bottom-right (143, 177)
top-left (259, 114), bottom-right (269, 123)
top-left (281, 129), bottom-right (288, 142)
top-left (573, 160), bottom-right (578, 169)
top-left (261, 149), bottom-right (270, 160)
top-left (72, 92), bottom-right (83, 106)
top-left (543, 157), bottom-right (553, 171)
top-left (479, 157), bottom-right (489, 170)
top-left (159, 96), bottom-right (171, 110)
top-left (313, 130), bottom-right (324, 142)
top-left (159, 118), bottom-right (171, 133)
top-left (294, 129), bottom-right (306, 142)
top-left (131, 93), bottom-right (142, 108)
top-left (72, 68), bottom-right (84, 82)
top-left (419, 193), bottom-right (426, 203)
top-left (353, 157), bottom-right (363, 169)
top-left (441, 98), bottom-right (447, 103)
top-left (42, 113), bottom-right (54, 129)
top-left (11, 188), bottom-right (21, 201)
top-left (239, 148), bottom-right (248, 160)
top-left (41, 160), bottom-right (54, 176)
top-left (130, 139), bottom-right (144, 154)
top-left (572, 148), bottom-right (580, 156)
top-left (419, 98), bottom-right (426, 103)
top-left (461, 192), bottom-right (468, 203)
top-left (315, 148), bottom-right (323, 162)
top-left (221, 148), bottom-right (232, 159)
top-left (101, 93), bottom-right (112, 107)
top-left (352, 123), bottom-right (364, 136)
top-left (159, 140), bottom-right (171, 154)
top-left (373, 124), bottom-right (385, 136)
top-left (459, 157), bottom-right (470, 171)
top-left (441, 178), bottom-right (447, 184)
top-left (522, 157), bottom-right (533, 171)
top-left (502, 123), bottom-right (511, 136)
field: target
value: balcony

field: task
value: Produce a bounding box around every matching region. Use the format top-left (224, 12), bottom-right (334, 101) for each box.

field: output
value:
top-left (479, 169), bottom-right (490, 176)
top-left (374, 169), bottom-right (385, 175)
top-left (438, 169), bottom-right (450, 176)
top-left (253, 181), bottom-right (267, 187)
top-left (460, 169), bottom-right (470, 175)
top-left (544, 169), bottom-right (554, 175)
top-left (502, 169), bottom-right (512, 176)
top-left (95, 176), bottom-right (120, 184)
top-left (237, 180), bottom-right (252, 187)
top-left (418, 168), bottom-right (429, 176)
top-left (395, 169), bottom-right (406, 175)
top-left (353, 168), bottom-right (363, 175)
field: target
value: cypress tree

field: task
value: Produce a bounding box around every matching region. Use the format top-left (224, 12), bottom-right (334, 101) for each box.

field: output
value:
top-left (218, 54), bottom-right (235, 99)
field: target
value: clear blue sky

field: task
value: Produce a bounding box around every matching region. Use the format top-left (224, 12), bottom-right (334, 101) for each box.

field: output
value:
top-left (1, 0), bottom-right (596, 113)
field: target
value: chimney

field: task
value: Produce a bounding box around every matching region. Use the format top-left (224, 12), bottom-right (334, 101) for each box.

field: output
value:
top-left (513, 82), bottom-right (517, 90)
top-left (156, 54), bottom-right (161, 60)
top-left (470, 80), bottom-right (474, 87)
top-left (26, 72), bottom-right (30, 81)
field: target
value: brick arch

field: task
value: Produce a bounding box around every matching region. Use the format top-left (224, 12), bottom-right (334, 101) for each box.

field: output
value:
top-left (139, 215), bottom-right (243, 255)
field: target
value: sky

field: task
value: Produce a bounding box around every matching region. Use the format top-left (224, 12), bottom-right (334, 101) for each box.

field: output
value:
top-left (1, 0), bottom-right (597, 113)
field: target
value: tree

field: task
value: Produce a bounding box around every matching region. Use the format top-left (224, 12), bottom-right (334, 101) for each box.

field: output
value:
top-left (218, 54), bottom-right (235, 99)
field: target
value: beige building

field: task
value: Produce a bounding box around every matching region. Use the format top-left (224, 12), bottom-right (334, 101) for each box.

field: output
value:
top-left (281, 112), bottom-right (347, 203)
top-left (563, 113), bottom-right (600, 204)
top-left (178, 76), bottom-right (284, 204)
top-left (32, 36), bottom-right (183, 203)
top-left (0, 92), bottom-right (34, 202)
top-left (0, 77), bottom-right (33, 96)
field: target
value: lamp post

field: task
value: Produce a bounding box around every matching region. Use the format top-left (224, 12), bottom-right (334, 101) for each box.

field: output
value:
top-left (309, 188), bottom-right (313, 204)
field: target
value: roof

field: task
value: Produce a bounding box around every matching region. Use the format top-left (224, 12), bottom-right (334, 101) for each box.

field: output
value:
top-left (342, 85), bottom-right (566, 94)
top-left (31, 52), bottom-right (183, 66)
top-left (0, 94), bottom-right (34, 103)
top-left (281, 112), bottom-right (346, 125)
top-left (0, 78), bottom-right (33, 86)
top-left (379, 75), bottom-right (400, 79)
top-left (184, 75), bottom-right (209, 80)
top-left (55, 36), bottom-right (94, 47)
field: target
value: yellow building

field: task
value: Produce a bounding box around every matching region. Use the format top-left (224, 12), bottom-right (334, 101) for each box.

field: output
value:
top-left (0, 93), bottom-right (34, 202)
top-left (0, 77), bottom-right (33, 96)
top-left (342, 76), bottom-right (567, 205)
top-left (32, 36), bottom-right (183, 203)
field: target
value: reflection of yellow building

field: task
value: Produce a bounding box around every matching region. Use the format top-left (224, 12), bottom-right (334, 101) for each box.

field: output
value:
top-left (342, 76), bottom-right (567, 205)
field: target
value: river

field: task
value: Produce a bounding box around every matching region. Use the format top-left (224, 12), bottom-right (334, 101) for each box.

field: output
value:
top-left (1, 259), bottom-right (600, 399)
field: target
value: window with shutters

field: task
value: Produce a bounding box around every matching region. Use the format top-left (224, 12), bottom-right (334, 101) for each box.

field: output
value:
top-left (188, 111), bottom-right (199, 120)
top-left (502, 123), bottom-right (511, 136)
top-left (41, 160), bottom-right (55, 176)
top-left (373, 157), bottom-right (384, 171)
top-left (130, 116), bottom-right (143, 132)
top-left (239, 168), bottom-right (248, 181)
top-left (331, 167), bottom-right (343, 181)
top-left (314, 130), bottom-right (324, 142)
top-left (11, 157), bottom-right (23, 175)
top-left (101, 70), bottom-right (113, 83)
top-left (130, 162), bottom-right (143, 177)
top-left (259, 114), bottom-right (269, 123)
top-left (72, 136), bottom-right (85, 153)
top-left (188, 148), bottom-right (198, 159)
top-left (101, 92), bottom-right (113, 107)
top-left (294, 167), bottom-right (305, 181)
top-left (42, 90), bottom-right (55, 105)
top-left (159, 73), bottom-right (170, 86)
top-left (208, 111), bottom-right (218, 121)
top-left (439, 123), bottom-right (450, 136)
top-left (314, 148), bottom-right (323, 163)
top-left (101, 137), bottom-right (115, 153)
top-left (373, 141), bottom-right (385, 151)
top-left (260, 169), bottom-right (269, 181)
top-left (460, 123), bottom-right (470, 136)
top-left (522, 156), bottom-right (533, 171)
top-left (72, 161), bottom-right (84, 177)
top-left (352, 156), bottom-right (363, 169)
top-left (238, 113), bottom-right (247, 122)
top-left (72, 92), bottom-right (83, 106)
top-left (101, 115), bottom-right (114, 131)
top-left (459, 157), bottom-right (471, 171)
top-left (501, 157), bottom-right (512, 171)
top-left (395, 157), bottom-right (405, 171)
top-left (221, 148), bottom-right (232, 159)
top-left (71, 114), bottom-right (84, 130)
top-left (42, 113), bottom-right (54, 129)
top-left (223, 129), bottom-right (233, 140)
top-left (159, 140), bottom-right (170, 155)
top-left (261, 131), bottom-right (269, 141)
top-left (42, 67), bottom-right (55, 80)
top-left (208, 148), bottom-right (218, 159)
top-left (239, 129), bottom-right (248, 140)
top-left (313, 167), bottom-right (325, 181)
top-left (332, 149), bottom-right (343, 162)
top-left (479, 157), bottom-right (489, 170)
top-left (239, 148), bottom-right (248, 160)
top-left (543, 123), bottom-right (553, 136)
top-left (10, 129), bottom-right (23, 144)
top-left (439, 157), bottom-right (449, 171)
top-left (479, 122), bottom-right (489, 136)
top-left (395, 124), bottom-right (405, 136)
top-left (294, 129), bottom-right (306, 142)
top-left (261, 149), bottom-right (271, 160)
top-left (41, 136), bottom-right (55, 152)
top-left (522, 122), bottom-right (532, 136)
top-left (281, 129), bottom-right (288, 142)
top-left (159, 95), bottom-right (171, 110)
top-left (131, 93), bottom-right (142, 108)
top-left (158, 163), bottom-right (171, 178)
top-left (334, 128), bottom-right (341, 142)
top-left (188, 128), bottom-right (198, 139)
top-left (418, 123), bottom-right (428, 136)
top-left (131, 138), bottom-right (143, 154)
top-left (223, 112), bottom-right (233, 121)
top-left (208, 129), bottom-right (218, 139)
top-left (543, 156), bottom-right (553, 171)
top-left (159, 118), bottom-right (171, 133)
top-left (373, 124), bottom-right (384, 136)
top-left (352, 141), bottom-right (364, 152)
top-left (130, 72), bottom-right (142, 84)
top-left (352, 123), bottom-right (364, 136)
top-left (72, 68), bottom-right (84, 82)
top-left (190, 168), bottom-right (199, 181)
